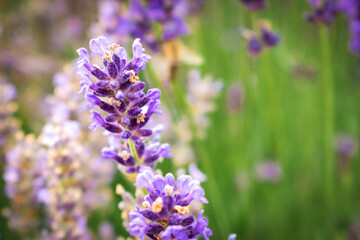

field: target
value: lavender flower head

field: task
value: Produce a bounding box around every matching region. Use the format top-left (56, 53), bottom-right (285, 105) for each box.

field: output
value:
top-left (76, 36), bottom-right (171, 173)
top-left (240, 0), bottom-right (267, 11)
top-left (305, 0), bottom-right (338, 26)
top-left (3, 132), bottom-right (44, 236)
top-left (128, 168), bottom-right (212, 239)
top-left (95, 0), bottom-right (198, 52)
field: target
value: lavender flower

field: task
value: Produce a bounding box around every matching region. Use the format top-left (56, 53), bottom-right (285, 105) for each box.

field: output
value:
top-left (305, 0), bottom-right (338, 26)
top-left (187, 69), bottom-right (223, 138)
top-left (2, 132), bottom-right (44, 236)
top-left (240, 0), bottom-right (267, 11)
top-left (77, 37), bottom-right (172, 173)
top-left (247, 36), bottom-right (263, 56)
top-left (38, 66), bottom-right (115, 239)
top-left (0, 75), bottom-right (19, 148)
top-left (242, 21), bottom-right (280, 56)
top-left (338, 0), bottom-right (360, 54)
top-left (128, 168), bottom-right (212, 240)
top-left (229, 233), bottom-right (237, 240)
top-left (335, 135), bottom-right (358, 171)
top-left (227, 83), bottom-right (244, 113)
top-left (94, 0), bottom-right (202, 52)
top-left (98, 222), bottom-right (115, 240)
top-left (254, 161), bottom-right (282, 182)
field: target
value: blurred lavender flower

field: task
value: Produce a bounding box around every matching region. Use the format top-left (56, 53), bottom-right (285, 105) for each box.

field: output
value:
top-left (247, 36), bottom-right (263, 56)
top-left (242, 21), bottom-right (280, 56)
top-left (255, 161), bottom-right (282, 182)
top-left (335, 135), bottom-right (358, 171)
top-left (338, 0), bottom-right (360, 54)
top-left (98, 222), bottom-right (115, 240)
top-left (128, 168), bottom-right (212, 240)
top-left (240, 0), bottom-right (267, 11)
top-left (227, 83), bottom-right (244, 113)
top-left (76, 37), bottom-right (172, 173)
top-left (93, 0), bottom-right (204, 52)
top-left (38, 66), bottom-right (114, 239)
top-left (305, 0), bottom-right (338, 26)
top-left (0, 75), bottom-right (19, 148)
top-left (2, 133), bottom-right (44, 236)
top-left (229, 233), bottom-right (237, 240)
top-left (187, 69), bottom-right (223, 138)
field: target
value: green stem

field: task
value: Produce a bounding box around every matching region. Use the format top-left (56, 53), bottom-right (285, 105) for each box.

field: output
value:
top-left (320, 26), bottom-right (334, 233)
top-left (129, 139), bottom-right (141, 165)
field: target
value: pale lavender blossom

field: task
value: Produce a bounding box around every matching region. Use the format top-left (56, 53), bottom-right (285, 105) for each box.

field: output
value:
top-left (3, 133), bottom-right (44, 236)
top-left (0, 75), bottom-right (19, 148)
top-left (255, 161), bottom-right (282, 182)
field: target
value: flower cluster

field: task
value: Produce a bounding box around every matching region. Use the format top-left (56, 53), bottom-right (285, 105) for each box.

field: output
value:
top-left (305, 0), bottom-right (339, 26)
top-left (128, 169), bottom-right (212, 240)
top-left (94, 0), bottom-right (202, 52)
top-left (36, 66), bottom-right (114, 239)
top-left (77, 37), bottom-right (171, 173)
top-left (2, 133), bottom-right (44, 237)
top-left (0, 75), bottom-right (19, 149)
top-left (243, 21), bottom-right (280, 56)
top-left (240, 0), bottom-right (267, 11)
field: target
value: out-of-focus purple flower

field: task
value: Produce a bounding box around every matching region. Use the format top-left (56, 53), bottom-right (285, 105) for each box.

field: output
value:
top-left (187, 69), bottom-right (223, 138)
top-left (242, 21), bottom-right (280, 56)
top-left (338, 0), bottom-right (360, 19)
top-left (227, 83), bottom-right (244, 113)
top-left (2, 133), bottom-right (44, 235)
top-left (335, 135), bottom-right (358, 171)
top-left (189, 163), bottom-right (207, 182)
top-left (261, 25), bottom-right (280, 47)
top-left (255, 161), bottom-right (282, 182)
top-left (0, 76), bottom-right (19, 148)
top-left (37, 65), bottom-right (114, 239)
top-left (189, 0), bottom-right (206, 15)
top-left (240, 0), bottom-right (267, 11)
top-left (247, 36), bottom-right (263, 56)
top-left (94, 0), bottom-right (204, 52)
top-left (338, 0), bottom-right (360, 54)
top-left (99, 222), bottom-right (115, 240)
top-left (349, 20), bottom-right (360, 54)
top-left (305, 0), bottom-right (339, 26)
top-left (229, 233), bottom-right (237, 240)
top-left (128, 169), bottom-right (212, 240)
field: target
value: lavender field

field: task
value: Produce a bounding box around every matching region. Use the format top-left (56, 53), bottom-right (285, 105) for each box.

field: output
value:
top-left (0, 0), bottom-right (360, 239)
